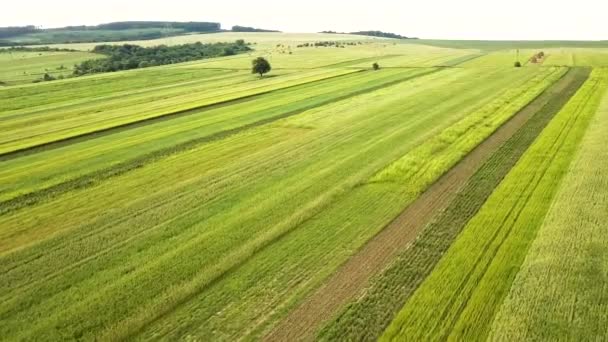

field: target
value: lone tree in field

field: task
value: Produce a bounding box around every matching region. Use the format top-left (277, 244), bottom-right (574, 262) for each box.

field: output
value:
top-left (252, 57), bottom-right (271, 78)
top-left (514, 61), bottom-right (522, 68)
top-left (373, 62), bottom-right (380, 70)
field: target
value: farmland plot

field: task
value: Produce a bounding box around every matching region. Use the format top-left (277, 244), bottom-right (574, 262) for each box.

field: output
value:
top-left (0, 67), bottom-right (358, 155)
top-left (0, 66), bottom-right (562, 340)
top-left (489, 69), bottom-right (608, 340)
top-left (317, 67), bottom-right (590, 342)
top-left (0, 68), bottom-right (430, 207)
top-left (381, 68), bottom-right (608, 341)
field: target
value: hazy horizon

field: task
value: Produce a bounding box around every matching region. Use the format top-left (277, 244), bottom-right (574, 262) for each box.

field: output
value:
top-left (2, 0), bottom-right (608, 40)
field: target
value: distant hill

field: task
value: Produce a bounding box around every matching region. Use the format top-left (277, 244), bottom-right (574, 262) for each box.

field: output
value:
top-left (231, 25), bottom-right (280, 33)
top-left (0, 21), bottom-right (221, 46)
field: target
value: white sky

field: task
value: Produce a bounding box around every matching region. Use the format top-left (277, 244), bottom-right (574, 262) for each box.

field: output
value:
top-left (3, 0), bottom-right (607, 40)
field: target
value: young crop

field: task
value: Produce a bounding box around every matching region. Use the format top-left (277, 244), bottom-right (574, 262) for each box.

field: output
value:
top-left (0, 66), bottom-right (552, 340)
top-left (318, 67), bottom-right (590, 342)
top-left (489, 68), bottom-right (608, 340)
top-left (381, 68), bottom-right (608, 341)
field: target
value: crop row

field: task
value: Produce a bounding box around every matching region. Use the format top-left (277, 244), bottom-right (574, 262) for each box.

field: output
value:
top-left (0, 67), bottom-right (437, 210)
top-left (0, 67), bottom-right (550, 340)
top-left (381, 67), bottom-right (608, 341)
top-left (317, 67), bottom-right (590, 341)
top-left (0, 67), bottom-right (358, 155)
top-left (489, 69), bottom-right (608, 340)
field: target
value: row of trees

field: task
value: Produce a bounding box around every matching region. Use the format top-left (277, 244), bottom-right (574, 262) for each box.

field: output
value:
top-left (96, 21), bottom-right (221, 32)
top-left (296, 41), bottom-right (362, 48)
top-left (74, 40), bottom-right (251, 75)
top-left (232, 26), bottom-right (279, 32)
top-left (321, 30), bottom-right (416, 39)
top-left (0, 25), bottom-right (38, 39)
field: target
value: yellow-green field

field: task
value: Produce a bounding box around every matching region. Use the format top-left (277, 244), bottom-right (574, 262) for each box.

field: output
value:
top-left (1, 32), bottom-right (608, 341)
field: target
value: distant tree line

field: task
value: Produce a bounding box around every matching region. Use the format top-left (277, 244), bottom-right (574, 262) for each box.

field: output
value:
top-left (0, 25), bottom-right (38, 39)
top-left (96, 21), bottom-right (221, 32)
top-left (320, 30), bottom-right (417, 39)
top-left (73, 40), bottom-right (251, 75)
top-left (296, 41), bottom-right (362, 48)
top-left (232, 25), bottom-right (280, 33)
top-left (349, 31), bottom-right (416, 39)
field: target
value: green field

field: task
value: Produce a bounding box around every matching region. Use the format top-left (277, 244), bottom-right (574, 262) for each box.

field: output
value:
top-left (381, 68), bottom-right (608, 341)
top-left (1, 32), bottom-right (608, 341)
top-left (489, 81), bottom-right (608, 340)
top-left (0, 50), bottom-right (101, 85)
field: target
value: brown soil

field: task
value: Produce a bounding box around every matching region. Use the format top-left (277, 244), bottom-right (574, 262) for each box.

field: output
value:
top-left (263, 69), bottom-right (579, 342)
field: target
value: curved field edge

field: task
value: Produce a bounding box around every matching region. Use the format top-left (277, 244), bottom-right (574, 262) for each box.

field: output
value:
top-left (381, 68), bottom-right (608, 341)
top-left (316, 67), bottom-right (590, 342)
top-left (489, 69), bottom-right (608, 341)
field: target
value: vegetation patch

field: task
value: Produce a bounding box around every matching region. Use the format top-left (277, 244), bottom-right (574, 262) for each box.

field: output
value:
top-left (381, 68), bottom-right (608, 341)
top-left (317, 67), bottom-right (590, 341)
top-left (489, 70), bottom-right (608, 340)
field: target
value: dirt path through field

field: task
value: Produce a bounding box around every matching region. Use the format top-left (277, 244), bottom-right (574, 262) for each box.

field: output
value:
top-left (264, 68), bottom-right (580, 342)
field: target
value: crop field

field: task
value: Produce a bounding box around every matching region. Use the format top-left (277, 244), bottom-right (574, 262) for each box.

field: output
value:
top-left (381, 68), bottom-right (608, 341)
top-left (1, 32), bottom-right (608, 341)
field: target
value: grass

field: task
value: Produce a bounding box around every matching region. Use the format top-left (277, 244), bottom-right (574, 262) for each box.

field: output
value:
top-left (489, 69), bottom-right (608, 340)
top-left (544, 48), bottom-right (608, 66)
top-left (381, 68), bottom-right (608, 341)
top-left (317, 67), bottom-right (590, 342)
top-left (0, 50), bottom-right (101, 85)
top-left (0, 65), bottom-right (558, 340)
top-left (0, 68), bottom-right (432, 208)
top-left (0, 67), bottom-right (357, 155)
top-left (406, 39), bottom-right (608, 50)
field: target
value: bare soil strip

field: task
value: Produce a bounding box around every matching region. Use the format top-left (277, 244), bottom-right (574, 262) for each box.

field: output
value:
top-left (264, 68), bottom-right (586, 342)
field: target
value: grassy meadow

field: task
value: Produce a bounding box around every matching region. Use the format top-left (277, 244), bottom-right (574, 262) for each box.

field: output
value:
top-left (0, 50), bottom-right (101, 85)
top-left (1, 31), bottom-right (608, 341)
